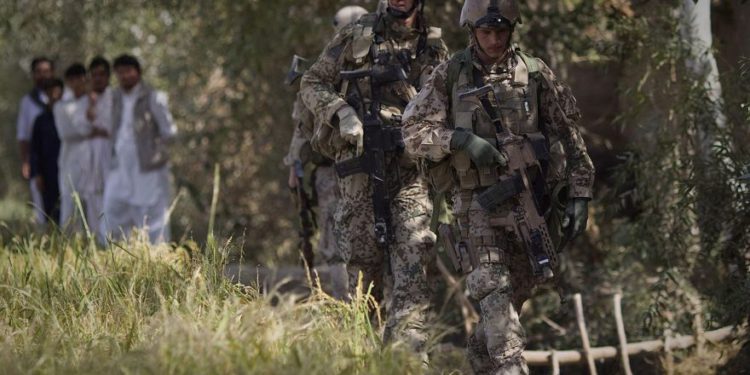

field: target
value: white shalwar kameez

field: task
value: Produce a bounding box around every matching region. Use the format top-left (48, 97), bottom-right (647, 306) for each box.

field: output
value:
top-left (102, 84), bottom-right (173, 244)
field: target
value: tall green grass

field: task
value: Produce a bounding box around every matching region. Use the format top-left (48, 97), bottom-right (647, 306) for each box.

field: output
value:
top-left (0, 234), bottom-right (438, 374)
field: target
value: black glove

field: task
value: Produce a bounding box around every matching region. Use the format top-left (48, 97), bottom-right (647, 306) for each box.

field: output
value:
top-left (562, 198), bottom-right (589, 239)
top-left (450, 129), bottom-right (507, 168)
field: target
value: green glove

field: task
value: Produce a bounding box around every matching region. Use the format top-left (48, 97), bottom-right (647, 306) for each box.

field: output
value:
top-left (450, 129), bottom-right (507, 168)
top-left (562, 198), bottom-right (589, 239)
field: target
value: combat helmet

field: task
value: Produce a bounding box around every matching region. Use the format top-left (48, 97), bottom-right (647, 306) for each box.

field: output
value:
top-left (333, 5), bottom-right (368, 31)
top-left (460, 0), bottom-right (520, 29)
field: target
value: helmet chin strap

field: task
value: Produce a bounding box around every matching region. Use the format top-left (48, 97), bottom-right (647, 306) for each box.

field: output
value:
top-left (387, 1), bottom-right (419, 19)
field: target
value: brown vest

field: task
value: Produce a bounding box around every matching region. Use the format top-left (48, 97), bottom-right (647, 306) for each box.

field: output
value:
top-left (111, 83), bottom-right (169, 171)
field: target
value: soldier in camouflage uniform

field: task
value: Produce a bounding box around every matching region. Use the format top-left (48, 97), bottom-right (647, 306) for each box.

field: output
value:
top-left (284, 5), bottom-right (369, 300)
top-left (401, 0), bottom-right (595, 373)
top-left (300, 0), bottom-right (448, 352)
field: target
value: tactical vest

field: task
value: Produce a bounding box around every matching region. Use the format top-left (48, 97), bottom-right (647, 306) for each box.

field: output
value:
top-left (347, 13), bottom-right (444, 115)
top-left (432, 47), bottom-right (543, 192)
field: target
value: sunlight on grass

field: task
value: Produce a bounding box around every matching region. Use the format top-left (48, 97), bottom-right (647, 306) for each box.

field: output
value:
top-left (0, 234), bottom-right (429, 374)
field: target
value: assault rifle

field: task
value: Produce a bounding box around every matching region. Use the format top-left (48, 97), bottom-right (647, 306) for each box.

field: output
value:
top-left (292, 159), bottom-right (316, 270)
top-left (459, 84), bottom-right (556, 280)
top-left (334, 65), bottom-right (408, 249)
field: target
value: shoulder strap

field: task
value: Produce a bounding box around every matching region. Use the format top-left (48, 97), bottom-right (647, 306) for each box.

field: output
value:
top-left (444, 48), bottom-right (472, 129)
top-left (445, 48), bottom-right (471, 95)
top-left (516, 49), bottom-right (540, 79)
top-left (351, 13), bottom-right (378, 63)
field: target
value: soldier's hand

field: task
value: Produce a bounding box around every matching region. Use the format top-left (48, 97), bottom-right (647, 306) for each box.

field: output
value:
top-left (562, 198), bottom-right (589, 239)
top-left (337, 106), bottom-right (364, 156)
top-left (450, 129), bottom-right (507, 168)
top-left (288, 166), bottom-right (298, 189)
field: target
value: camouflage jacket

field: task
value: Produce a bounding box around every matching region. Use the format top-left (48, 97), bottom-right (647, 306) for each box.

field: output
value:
top-left (283, 93), bottom-right (315, 167)
top-left (299, 12), bottom-right (448, 160)
top-left (401, 47), bottom-right (595, 199)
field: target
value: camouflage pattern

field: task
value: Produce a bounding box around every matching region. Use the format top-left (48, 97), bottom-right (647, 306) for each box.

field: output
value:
top-left (284, 92), bottom-right (344, 295)
top-left (463, 193), bottom-right (534, 375)
top-left (402, 48), bottom-right (594, 199)
top-left (401, 47), bottom-right (595, 374)
top-left (283, 94), bottom-right (315, 167)
top-left (300, 11), bottom-right (448, 352)
top-left (313, 164), bottom-right (341, 264)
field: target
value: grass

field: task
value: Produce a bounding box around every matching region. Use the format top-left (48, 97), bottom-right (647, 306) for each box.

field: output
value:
top-left (0, 233), bottom-right (439, 375)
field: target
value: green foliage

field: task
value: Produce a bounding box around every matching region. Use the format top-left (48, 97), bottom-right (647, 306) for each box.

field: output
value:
top-left (0, 1), bottom-right (747, 370)
top-left (0, 235), bottom-right (435, 374)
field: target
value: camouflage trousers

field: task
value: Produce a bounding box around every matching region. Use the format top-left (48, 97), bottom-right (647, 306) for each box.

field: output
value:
top-left (314, 165), bottom-right (348, 299)
top-left (334, 164), bottom-right (436, 352)
top-left (314, 165), bottom-right (341, 264)
top-left (455, 190), bottom-right (536, 375)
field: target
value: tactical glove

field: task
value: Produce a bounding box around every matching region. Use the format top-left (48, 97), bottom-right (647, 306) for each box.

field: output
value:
top-left (450, 129), bottom-right (507, 168)
top-left (562, 198), bottom-right (589, 239)
top-left (337, 106), bottom-right (364, 156)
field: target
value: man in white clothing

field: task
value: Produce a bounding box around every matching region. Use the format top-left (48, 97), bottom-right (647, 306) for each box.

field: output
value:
top-left (16, 56), bottom-right (54, 225)
top-left (56, 60), bottom-right (112, 239)
top-left (102, 54), bottom-right (176, 244)
top-left (56, 63), bottom-right (91, 231)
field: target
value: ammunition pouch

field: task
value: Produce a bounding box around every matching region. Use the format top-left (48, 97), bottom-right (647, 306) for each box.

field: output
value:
top-left (425, 158), bottom-right (456, 194)
top-left (450, 132), bottom-right (549, 191)
top-left (438, 223), bottom-right (475, 274)
top-left (310, 119), bottom-right (349, 161)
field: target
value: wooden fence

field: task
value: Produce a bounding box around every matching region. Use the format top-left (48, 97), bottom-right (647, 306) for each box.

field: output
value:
top-left (522, 293), bottom-right (747, 374)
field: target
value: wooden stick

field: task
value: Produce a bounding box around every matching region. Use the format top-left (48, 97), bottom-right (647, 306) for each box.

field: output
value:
top-left (574, 293), bottom-right (598, 375)
top-left (664, 329), bottom-right (674, 375)
top-left (523, 325), bottom-right (745, 365)
top-left (613, 294), bottom-right (633, 375)
top-left (435, 258), bottom-right (479, 335)
top-left (693, 308), bottom-right (705, 356)
top-left (550, 350), bottom-right (560, 375)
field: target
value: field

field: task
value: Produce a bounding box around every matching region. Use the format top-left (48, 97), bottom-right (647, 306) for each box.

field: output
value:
top-left (0, 229), bottom-right (459, 374)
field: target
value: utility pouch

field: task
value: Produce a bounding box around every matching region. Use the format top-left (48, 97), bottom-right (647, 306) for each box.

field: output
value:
top-left (478, 166), bottom-right (499, 188)
top-left (452, 151), bottom-right (480, 190)
top-left (426, 159), bottom-right (456, 194)
top-left (438, 223), bottom-right (474, 275)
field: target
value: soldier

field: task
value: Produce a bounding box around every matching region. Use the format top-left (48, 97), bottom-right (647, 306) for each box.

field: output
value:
top-left (401, 0), bottom-right (595, 373)
top-left (300, 0), bottom-right (448, 354)
top-left (283, 5), bottom-right (368, 300)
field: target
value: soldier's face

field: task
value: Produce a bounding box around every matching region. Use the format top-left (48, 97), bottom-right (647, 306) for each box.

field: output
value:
top-left (389, 0), bottom-right (415, 13)
top-left (115, 65), bottom-right (141, 91)
top-left (474, 26), bottom-right (512, 61)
